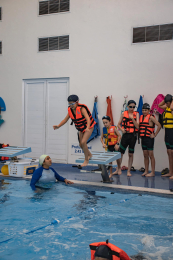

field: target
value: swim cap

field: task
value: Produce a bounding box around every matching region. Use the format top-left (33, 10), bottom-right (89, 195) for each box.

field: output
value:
top-left (95, 245), bottom-right (112, 260)
top-left (39, 155), bottom-right (48, 166)
top-left (164, 94), bottom-right (172, 103)
top-left (128, 100), bottom-right (136, 106)
top-left (102, 115), bottom-right (111, 121)
top-left (67, 95), bottom-right (79, 102)
top-left (142, 103), bottom-right (150, 109)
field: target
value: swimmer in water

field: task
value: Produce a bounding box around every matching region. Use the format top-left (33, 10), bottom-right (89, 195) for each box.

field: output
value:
top-left (30, 155), bottom-right (73, 192)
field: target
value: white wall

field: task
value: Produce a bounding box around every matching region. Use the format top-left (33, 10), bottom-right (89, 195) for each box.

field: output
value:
top-left (0, 0), bottom-right (173, 170)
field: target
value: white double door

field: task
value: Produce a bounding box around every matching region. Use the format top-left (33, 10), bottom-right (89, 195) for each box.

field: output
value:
top-left (23, 78), bottom-right (69, 163)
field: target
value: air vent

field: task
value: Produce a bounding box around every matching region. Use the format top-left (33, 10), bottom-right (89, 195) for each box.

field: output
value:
top-left (49, 0), bottom-right (59, 14)
top-left (39, 35), bottom-right (69, 52)
top-left (133, 23), bottom-right (173, 43)
top-left (0, 42), bottom-right (2, 54)
top-left (59, 35), bottom-right (69, 49)
top-left (39, 1), bottom-right (49, 15)
top-left (160, 24), bottom-right (173, 41)
top-left (60, 0), bottom-right (69, 12)
top-left (39, 38), bottom-right (49, 51)
top-left (133, 27), bottom-right (145, 43)
top-left (146, 25), bottom-right (159, 42)
top-left (49, 36), bottom-right (58, 50)
top-left (39, 0), bottom-right (69, 15)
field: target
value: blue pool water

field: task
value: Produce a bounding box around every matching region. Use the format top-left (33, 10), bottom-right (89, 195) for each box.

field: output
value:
top-left (0, 180), bottom-right (173, 260)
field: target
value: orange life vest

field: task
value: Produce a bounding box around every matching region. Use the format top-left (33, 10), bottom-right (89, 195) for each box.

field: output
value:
top-left (103, 126), bottom-right (118, 146)
top-left (1, 144), bottom-right (9, 161)
top-left (68, 103), bottom-right (96, 133)
top-left (89, 241), bottom-right (130, 260)
top-left (139, 114), bottom-right (155, 137)
top-left (122, 111), bottom-right (138, 133)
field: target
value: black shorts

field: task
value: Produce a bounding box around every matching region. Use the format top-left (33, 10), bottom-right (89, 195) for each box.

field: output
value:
top-left (119, 133), bottom-right (137, 154)
top-left (141, 136), bottom-right (155, 151)
top-left (107, 145), bottom-right (119, 152)
top-left (165, 128), bottom-right (173, 150)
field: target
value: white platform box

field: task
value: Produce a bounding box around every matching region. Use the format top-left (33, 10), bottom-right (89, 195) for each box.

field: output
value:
top-left (6, 158), bottom-right (39, 177)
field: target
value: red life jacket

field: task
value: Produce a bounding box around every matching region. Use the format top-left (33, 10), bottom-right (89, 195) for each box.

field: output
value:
top-left (139, 114), bottom-right (155, 137)
top-left (107, 126), bottom-right (118, 146)
top-left (122, 111), bottom-right (138, 133)
top-left (89, 241), bottom-right (130, 260)
top-left (68, 103), bottom-right (96, 133)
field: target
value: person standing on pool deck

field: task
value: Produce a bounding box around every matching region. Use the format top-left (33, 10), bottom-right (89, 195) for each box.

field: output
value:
top-left (117, 100), bottom-right (139, 177)
top-left (100, 115), bottom-right (122, 178)
top-left (30, 155), bottom-right (73, 192)
top-left (139, 103), bottom-right (161, 177)
top-left (158, 94), bottom-right (173, 179)
top-left (53, 95), bottom-right (96, 167)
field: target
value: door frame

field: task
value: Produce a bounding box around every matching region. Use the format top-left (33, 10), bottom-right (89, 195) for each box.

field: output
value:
top-left (22, 77), bottom-right (69, 163)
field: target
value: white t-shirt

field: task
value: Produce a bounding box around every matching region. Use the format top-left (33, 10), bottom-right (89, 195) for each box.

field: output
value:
top-left (37, 168), bottom-right (57, 189)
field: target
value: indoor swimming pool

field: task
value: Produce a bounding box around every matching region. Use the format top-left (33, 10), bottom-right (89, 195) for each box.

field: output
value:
top-left (0, 179), bottom-right (173, 260)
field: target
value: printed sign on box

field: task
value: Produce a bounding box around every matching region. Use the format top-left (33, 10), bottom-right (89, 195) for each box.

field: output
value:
top-left (71, 143), bottom-right (92, 155)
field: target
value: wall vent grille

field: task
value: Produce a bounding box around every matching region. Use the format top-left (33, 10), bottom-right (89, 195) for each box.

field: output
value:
top-left (39, 0), bottom-right (69, 15)
top-left (39, 35), bottom-right (69, 51)
top-left (133, 23), bottom-right (173, 43)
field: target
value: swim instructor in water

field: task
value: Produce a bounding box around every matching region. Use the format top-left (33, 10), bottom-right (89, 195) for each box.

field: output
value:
top-left (30, 155), bottom-right (73, 192)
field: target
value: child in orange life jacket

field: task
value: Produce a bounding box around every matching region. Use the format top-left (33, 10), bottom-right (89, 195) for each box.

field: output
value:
top-left (100, 116), bottom-right (122, 178)
top-left (139, 103), bottom-right (161, 177)
top-left (159, 94), bottom-right (173, 179)
top-left (53, 95), bottom-right (96, 167)
top-left (117, 100), bottom-right (139, 177)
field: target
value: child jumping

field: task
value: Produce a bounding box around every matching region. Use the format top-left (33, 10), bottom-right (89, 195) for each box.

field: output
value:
top-left (117, 100), bottom-right (139, 177)
top-left (139, 103), bottom-right (161, 177)
top-left (100, 115), bottom-right (122, 178)
top-left (53, 95), bottom-right (96, 167)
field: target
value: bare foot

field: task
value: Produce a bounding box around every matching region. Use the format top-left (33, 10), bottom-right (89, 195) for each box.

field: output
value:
top-left (109, 169), bottom-right (118, 178)
top-left (146, 172), bottom-right (155, 177)
top-left (127, 172), bottom-right (132, 177)
top-left (162, 173), bottom-right (171, 177)
top-left (118, 169), bottom-right (122, 175)
top-left (142, 172), bottom-right (148, 177)
top-left (81, 160), bottom-right (89, 167)
top-left (169, 175), bottom-right (173, 179)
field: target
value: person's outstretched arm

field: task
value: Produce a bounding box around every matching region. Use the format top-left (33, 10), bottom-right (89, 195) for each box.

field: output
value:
top-left (51, 167), bottom-right (74, 184)
top-left (53, 113), bottom-right (70, 130)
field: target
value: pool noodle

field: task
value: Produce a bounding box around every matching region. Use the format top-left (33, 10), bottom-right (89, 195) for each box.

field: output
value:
top-left (0, 219), bottom-right (60, 244)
